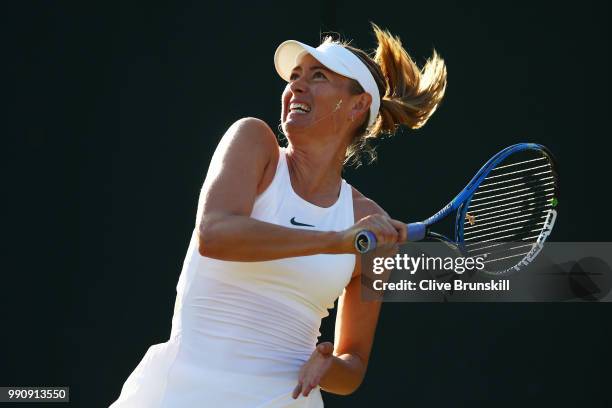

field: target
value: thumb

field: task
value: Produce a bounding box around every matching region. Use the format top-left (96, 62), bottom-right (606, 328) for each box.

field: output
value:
top-left (316, 342), bottom-right (333, 356)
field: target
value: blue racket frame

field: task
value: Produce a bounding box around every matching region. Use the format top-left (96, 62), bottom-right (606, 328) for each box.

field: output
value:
top-left (354, 143), bottom-right (557, 253)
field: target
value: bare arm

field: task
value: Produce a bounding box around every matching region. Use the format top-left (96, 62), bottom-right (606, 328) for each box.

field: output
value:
top-left (197, 117), bottom-right (357, 261)
top-left (293, 195), bottom-right (407, 397)
top-left (318, 270), bottom-right (382, 395)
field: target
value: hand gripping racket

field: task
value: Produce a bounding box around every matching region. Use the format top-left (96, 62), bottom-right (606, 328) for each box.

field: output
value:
top-left (354, 143), bottom-right (559, 275)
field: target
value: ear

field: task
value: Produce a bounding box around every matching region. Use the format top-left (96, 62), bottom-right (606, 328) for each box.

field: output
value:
top-left (350, 92), bottom-right (372, 120)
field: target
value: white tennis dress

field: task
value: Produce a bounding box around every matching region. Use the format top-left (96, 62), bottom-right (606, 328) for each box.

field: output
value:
top-left (109, 148), bottom-right (356, 407)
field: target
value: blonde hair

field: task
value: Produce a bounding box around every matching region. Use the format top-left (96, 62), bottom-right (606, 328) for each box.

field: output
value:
top-left (325, 23), bottom-right (447, 167)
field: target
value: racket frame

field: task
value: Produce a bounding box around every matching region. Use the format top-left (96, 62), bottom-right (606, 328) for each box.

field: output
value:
top-left (354, 143), bottom-right (559, 261)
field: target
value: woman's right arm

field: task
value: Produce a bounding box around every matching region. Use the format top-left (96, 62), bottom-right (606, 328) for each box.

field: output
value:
top-left (197, 117), bottom-right (339, 261)
top-left (196, 117), bottom-right (403, 261)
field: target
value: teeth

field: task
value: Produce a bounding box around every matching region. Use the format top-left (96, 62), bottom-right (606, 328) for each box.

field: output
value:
top-left (290, 103), bottom-right (311, 113)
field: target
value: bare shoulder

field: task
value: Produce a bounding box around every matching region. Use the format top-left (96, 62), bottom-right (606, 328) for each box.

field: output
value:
top-left (216, 118), bottom-right (280, 195)
top-left (230, 116), bottom-right (274, 133)
top-left (225, 117), bottom-right (278, 150)
top-left (351, 187), bottom-right (389, 222)
top-left (215, 117), bottom-right (279, 169)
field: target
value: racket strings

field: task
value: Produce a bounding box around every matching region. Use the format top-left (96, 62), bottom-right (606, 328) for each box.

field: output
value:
top-left (464, 203), bottom-right (552, 226)
top-left (473, 175), bottom-right (554, 197)
top-left (465, 219), bottom-right (547, 240)
top-left (464, 202), bottom-right (553, 241)
top-left (465, 241), bottom-right (532, 255)
top-left (465, 226), bottom-right (546, 245)
top-left (464, 214), bottom-right (548, 236)
top-left (470, 242), bottom-right (539, 267)
top-left (467, 194), bottom-right (554, 217)
top-left (477, 169), bottom-right (553, 189)
top-left (469, 185), bottom-right (555, 208)
top-left (460, 150), bottom-right (558, 272)
top-left (483, 163), bottom-right (550, 180)
top-left (471, 180), bottom-right (555, 203)
top-left (489, 156), bottom-right (546, 170)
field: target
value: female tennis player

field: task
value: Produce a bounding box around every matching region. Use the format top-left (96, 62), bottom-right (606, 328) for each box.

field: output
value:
top-left (109, 23), bottom-right (446, 407)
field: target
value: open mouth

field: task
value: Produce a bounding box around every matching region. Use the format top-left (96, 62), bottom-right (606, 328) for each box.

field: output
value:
top-left (289, 102), bottom-right (311, 114)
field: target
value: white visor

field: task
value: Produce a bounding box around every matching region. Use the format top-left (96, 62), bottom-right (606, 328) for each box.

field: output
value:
top-left (274, 40), bottom-right (380, 128)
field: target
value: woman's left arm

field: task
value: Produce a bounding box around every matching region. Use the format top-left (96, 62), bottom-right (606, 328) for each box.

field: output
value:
top-left (328, 268), bottom-right (383, 394)
top-left (292, 266), bottom-right (381, 397)
top-left (293, 196), bottom-right (401, 398)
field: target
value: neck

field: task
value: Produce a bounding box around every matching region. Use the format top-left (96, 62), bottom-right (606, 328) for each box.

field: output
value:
top-left (285, 141), bottom-right (347, 206)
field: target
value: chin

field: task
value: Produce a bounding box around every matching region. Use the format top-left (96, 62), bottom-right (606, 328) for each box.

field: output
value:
top-left (282, 119), bottom-right (310, 135)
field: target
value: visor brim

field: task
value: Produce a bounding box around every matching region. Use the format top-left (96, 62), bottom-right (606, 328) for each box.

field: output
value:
top-left (274, 40), bottom-right (353, 82)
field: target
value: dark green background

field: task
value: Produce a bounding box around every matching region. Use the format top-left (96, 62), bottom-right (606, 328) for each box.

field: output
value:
top-left (3, 1), bottom-right (611, 406)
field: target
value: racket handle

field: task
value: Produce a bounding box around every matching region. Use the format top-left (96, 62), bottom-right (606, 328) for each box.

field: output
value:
top-left (354, 222), bottom-right (427, 254)
top-left (407, 222), bottom-right (427, 241)
top-left (354, 230), bottom-right (377, 254)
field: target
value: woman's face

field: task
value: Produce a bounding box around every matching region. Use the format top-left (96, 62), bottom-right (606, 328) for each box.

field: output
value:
top-left (280, 53), bottom-right (354, 138)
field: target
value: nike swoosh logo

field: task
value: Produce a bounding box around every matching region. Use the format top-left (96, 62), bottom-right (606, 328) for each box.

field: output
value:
top-left (290, 217), bottom-right (315, 227)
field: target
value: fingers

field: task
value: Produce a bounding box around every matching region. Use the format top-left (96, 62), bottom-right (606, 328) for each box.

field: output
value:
top-left (293, 366), bottom-right (305, 399)
top-left (293, 342), bottom-right (334, 399)
top-left (301, 374), bottom-right (320, 397)
top-left (293, 379), bottom-right (315, 399)
top-left (302, 382), bottom-right (313, 397)
top-left (317, 342), bottom-right (333, 356)
top-left (363, 214), bottom-right (402, 246)
top-left (292, 382), bottom-right (302, 399)
top-left (388, 218), bottom-right (408, 243)
top-left (368, 216), bottom-right (397, 246)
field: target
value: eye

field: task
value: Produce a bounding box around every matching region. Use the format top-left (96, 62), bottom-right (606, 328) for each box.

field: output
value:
top-left (313, 71), bottom-right (327, 79)
top-left (289, 72), bottom-right (299, 81)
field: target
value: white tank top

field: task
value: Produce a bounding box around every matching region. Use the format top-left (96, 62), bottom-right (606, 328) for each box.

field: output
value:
top-left (110, 149), bottom-right (357, 407)
top-left (162, 147), bottom-right (355, 393)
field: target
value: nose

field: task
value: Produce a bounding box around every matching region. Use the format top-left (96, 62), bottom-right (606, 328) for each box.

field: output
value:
top-left (288, 77), bottom-right (307, 95)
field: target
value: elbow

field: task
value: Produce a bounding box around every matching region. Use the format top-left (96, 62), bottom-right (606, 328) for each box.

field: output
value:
top-left (336, 378), bottom-right (364, 396)
top-left (197, 214), bottom-right (239, 260)
top-left (321, 369), bottom-right (365, 396)
top-left (321, 353), bottom-right (367, 396)
top-left (322, 381), bottom-right (363, 397)
top-left (327, 389), bottom-right (354, 397)
top-left (197, 227), bottom-right (208, 257)
top-left (197, 219), bottom-right (219, 258)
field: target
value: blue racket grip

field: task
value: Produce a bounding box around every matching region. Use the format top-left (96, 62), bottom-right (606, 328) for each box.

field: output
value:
top-left (354, 230), bottom-right (377, 254)
top-left (407, 222), bottom-right (427, 241)
top-left (354, 223), bottom-right (427, 253)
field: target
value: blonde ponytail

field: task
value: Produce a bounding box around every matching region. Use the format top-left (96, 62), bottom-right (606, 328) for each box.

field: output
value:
top-left (336, 23), bottom-right (447, 167)
top-left (371, 23), bottom-right (447, 134)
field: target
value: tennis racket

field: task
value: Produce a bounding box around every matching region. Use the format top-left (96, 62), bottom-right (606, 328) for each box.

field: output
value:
top-left (354, 143), bottom-right (559, 275)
